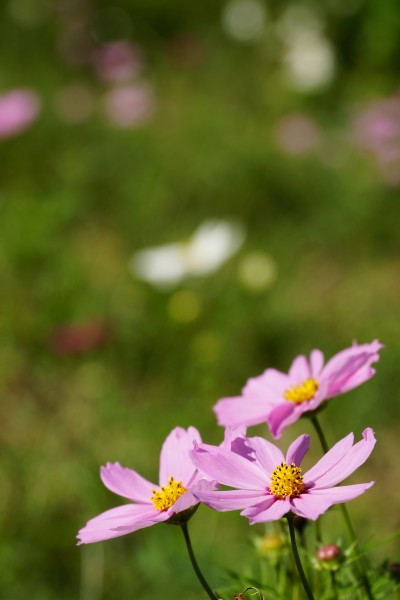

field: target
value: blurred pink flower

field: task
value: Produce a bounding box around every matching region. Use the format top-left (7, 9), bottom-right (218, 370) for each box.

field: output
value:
top-left (104, 84), bottom-right (154, 127)
top-left (214, 341), bottom-right (382, 439)
top-left (353, 96), bottom-right (400, 185)
top-left (191, 428), bottom-right (375, 522)
top-left (51, 319), bottom-right (110, 355)
top-left (77, 427), bottom-right (216, 544)
top-left (0, 90), bottom-right (40, 139)
top-left (275, 114), bottom-right (320, 155)
top-left (93, 41), bottom-right (143, 83)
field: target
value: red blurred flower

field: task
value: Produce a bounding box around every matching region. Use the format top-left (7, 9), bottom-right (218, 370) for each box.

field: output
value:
top-left (51, 319), bottom-right (110, 355)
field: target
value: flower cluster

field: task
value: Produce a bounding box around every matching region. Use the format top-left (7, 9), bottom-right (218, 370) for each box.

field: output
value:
top-left (78, 340), bottom-right (381, 546)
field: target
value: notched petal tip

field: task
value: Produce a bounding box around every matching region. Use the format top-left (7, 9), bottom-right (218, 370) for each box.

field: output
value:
top-left (362, 427), bottom-right (375, 441)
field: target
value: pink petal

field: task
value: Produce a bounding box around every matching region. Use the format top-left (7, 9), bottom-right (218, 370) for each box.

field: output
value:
top-left (247, 436), bottom-right (284, 474)
top-left (243, 369), bottom-right (290, 397)
top-left (213, 395), bottom-right (270, 428)
top-left (310, 349), bottom-right (324, 377)
top-left (100, 462), bottom-right (156, 503)
top-left (214, 370), bottom-right (289, 431)
top-left (167, 490), bottom-right (198, 514)
top-left (193, 489), bottom-right (268, 512)
top-left (77, 504), bottom-right (166, 544)
top-left (286, 434), bottom-right (310, 466)
top-left (159, 426), bottom-right (201, 488)
top-left (291, 482), bottom-right (374, 520)
top-left (320, 340), bottom-right (382, 398)
top-left (241, 497), bottom-right (290, 523)
top-left (221, 426), bottom-right (248, 449)
top-left (289, 355), bottom-right (311, 382)
top-left (267, 402), bottom-right (302, 439)
top-left (308, 428), bottom-right (376, 488)
top-left (169, 479), bottom-right (218, 514)
top-left (220, 428), bottom-right (255, 462)
top-left (190, 445), bottom-right (267, 490)
top-left (303, 432), bottom-right (355, 484)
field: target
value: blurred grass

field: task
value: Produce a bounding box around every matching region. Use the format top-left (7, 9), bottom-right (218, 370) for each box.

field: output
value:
top-left (1, 0), bottom-right (400, 598)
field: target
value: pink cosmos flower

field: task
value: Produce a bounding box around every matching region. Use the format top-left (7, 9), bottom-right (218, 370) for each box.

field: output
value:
top-left (214, 341), bottom-right (382, 439)
top-left (0, 90), bottom-right (40, 139)
top-left (190, 428), bottom-right (375, 523)
top-left (77, 427), bottom-right (215, 544)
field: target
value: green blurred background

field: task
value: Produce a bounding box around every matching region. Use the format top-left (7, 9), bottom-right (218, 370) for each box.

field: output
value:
top-left (1, 0), bottom-right (400, 597)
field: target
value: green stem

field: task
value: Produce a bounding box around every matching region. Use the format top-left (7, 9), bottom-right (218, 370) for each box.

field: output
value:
top-left (180, 522), bottom-right (218, 599)
top-left (330, 571), bottom-right (339, 600)
top-left (315, 519), bottom-right (322, 545)
top-left (310, 415), bottom-right (374, 600)
top-left (286, 515), bottom-right (316, 600)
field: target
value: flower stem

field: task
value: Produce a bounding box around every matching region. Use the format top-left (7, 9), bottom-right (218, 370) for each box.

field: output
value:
top-left (286, 515), bottom-right (315, 600)
top-left (330, 571), bottom-right (339, 600)
top-left (180, 522), bottom-right (218, 599)
top-left (310, 415), bottom-right (374, 600)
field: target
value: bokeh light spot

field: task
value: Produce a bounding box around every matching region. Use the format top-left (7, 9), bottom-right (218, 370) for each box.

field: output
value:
top-left (168, 290), bottom-right (201, 323)
top-left (222, 0), bottom-right (267, 43)
top-left (238, 252), bottom-right (277, 292)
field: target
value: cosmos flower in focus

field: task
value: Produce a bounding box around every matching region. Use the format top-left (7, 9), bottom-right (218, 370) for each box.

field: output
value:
top-left (0, 90), bottom-right (40, 139)
top-left (190, 428), bottom-right (375, 522)
top-left (131, 220), bottom-right (245, 287)
top-left (77, 427), bottom-right (216, 544)
top-left (214, 341), bottom-right (382, 439)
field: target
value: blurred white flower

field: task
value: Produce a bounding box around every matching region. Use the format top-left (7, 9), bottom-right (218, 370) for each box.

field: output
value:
top-left (278, 6), bottom-right (335, 92)
top-left (131, 220), bottom-right (245, 287)
top-left (222, 0), bottom-right (267, 43)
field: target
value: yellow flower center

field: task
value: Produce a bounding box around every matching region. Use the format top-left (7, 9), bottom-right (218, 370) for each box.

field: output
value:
top-left (284, 378), bottom-right (318, 404)
top-left (150, 476), bottom-right (187, 511)
top-left (269, 462), bottom-right (305, 499)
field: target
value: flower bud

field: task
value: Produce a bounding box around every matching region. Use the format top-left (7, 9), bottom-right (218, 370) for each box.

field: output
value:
top-left (317, 544), bottom-right (341, 562)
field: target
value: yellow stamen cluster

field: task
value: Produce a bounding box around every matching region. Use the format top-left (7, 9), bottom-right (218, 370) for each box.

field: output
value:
top-left (150, 476), bottom-right (187, 511)
top-left (269, 462), bottom-right (305, 499)
top-left (284, 378), bottom-right (318, 404)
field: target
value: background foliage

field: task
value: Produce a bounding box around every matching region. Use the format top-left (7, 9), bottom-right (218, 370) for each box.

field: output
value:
top-left (1, 0), bottom-right (400, 598)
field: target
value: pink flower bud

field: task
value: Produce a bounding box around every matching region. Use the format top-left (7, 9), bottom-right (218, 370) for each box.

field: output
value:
top-left (317, 544), bottom-right (341, 562)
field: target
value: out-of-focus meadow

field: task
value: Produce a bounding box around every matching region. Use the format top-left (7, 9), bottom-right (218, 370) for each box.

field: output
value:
top-left (1, 0), bottom-right (400, 598)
